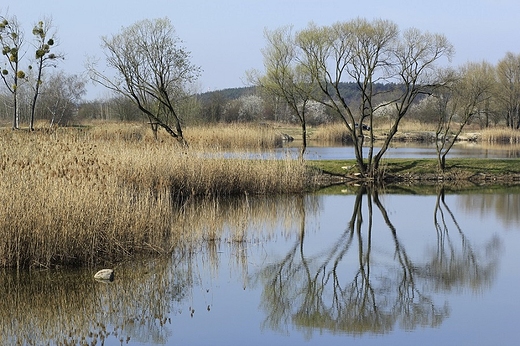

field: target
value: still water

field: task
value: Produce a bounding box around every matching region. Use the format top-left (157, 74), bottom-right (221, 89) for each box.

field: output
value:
top-left (283, 142), bottom-right (520, 160)
top-left (214, 142), bottom-right (520, 160)
top-left (2, 187), bottom-right (520, 345)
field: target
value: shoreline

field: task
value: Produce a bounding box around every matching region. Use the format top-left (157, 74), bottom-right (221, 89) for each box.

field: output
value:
top-left (311, 158), bottom-right (520, 186)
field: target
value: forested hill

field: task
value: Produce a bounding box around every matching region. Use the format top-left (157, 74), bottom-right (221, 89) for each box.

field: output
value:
top-left (197, 86), bottom-right (257, 103)
top-left (197, 83), bottom-right (400, 103)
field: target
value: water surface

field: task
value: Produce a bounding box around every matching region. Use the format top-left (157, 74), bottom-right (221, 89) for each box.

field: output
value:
top-left (281, 142), bottom-right (520, 160)
top-left (2, 187), bottom-right (520, 345)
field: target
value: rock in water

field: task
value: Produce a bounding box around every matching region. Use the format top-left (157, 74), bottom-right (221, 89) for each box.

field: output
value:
top-left (94, 269), bottom-right (114, 281)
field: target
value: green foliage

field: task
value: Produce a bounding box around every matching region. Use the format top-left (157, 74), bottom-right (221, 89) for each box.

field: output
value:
top-left (32, 27), bottom-right (43, 36)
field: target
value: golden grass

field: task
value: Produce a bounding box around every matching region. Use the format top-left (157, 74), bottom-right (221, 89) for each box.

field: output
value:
top-left (0, 125), bottom-right (315, 269)
top-left (312, 120), bottom-right (437, 144)
top-left (312, 123), bottom-right (353, 143)
top-left (481, 127), bottom-right (520, 143)
top-left (389, 119), bottom-right (436, 132)
top-left (80, 121), bottom-right (284, 149)
top-left (185, 122), bottom-right (284, 149)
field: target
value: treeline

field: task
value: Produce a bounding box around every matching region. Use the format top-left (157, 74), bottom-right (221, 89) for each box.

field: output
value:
top-left (44, 82), bottom-right (402, 126)
top-left (0, 71), bottom-right (86, 127)
top-left (1, 12), bottom-right (519, 132)
top-left (1, 66), bottom-right (518, 130)
top-left (68, 66), bottom-right (518, 130)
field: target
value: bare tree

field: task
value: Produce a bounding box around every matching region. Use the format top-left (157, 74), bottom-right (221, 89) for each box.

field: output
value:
top-left (28, 17), bottom-right (63, 130)
top-left (37, 71), bottom-right (86, 127)
top-left (435, 62), bottom-right (495, 170)
top-left (287, 19), bottom-right (453, 179)
top-left (87, 18), bottom-right (201, 144)
top-left (0, 15), bottom-right (25, 129)
top-left (495, 52), bottom-right (520, 129)
top-left (254, 26), bottom-right (316, 159)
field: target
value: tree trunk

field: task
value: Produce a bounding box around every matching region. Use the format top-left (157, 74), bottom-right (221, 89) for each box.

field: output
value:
top-left (300, 118), bottom-right (307, 160)
top-left (30, 59), bottom-right (44, 131)
top-left (12, 90), bottom-right (19, 130)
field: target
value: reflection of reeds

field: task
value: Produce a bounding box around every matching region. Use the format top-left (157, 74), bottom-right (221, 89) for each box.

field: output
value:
top-left (0, 127), bottom-right (316, 269)
top-left (0, 257), bottom-right (187, 345)
top-left (0, 194), bottom-right (314, 345)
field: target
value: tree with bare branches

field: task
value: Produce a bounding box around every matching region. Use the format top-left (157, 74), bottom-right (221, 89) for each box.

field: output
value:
top-left (434, 62), bottom-right (495, 170)
top-left (260, 19), bottom-right (453, 179)
top-left (495, 52), bottom-right (520, 129)
top-left (254, 26), bottom-right (316, 159)
top-left (0, 15), bottom-right (24, 129)
top-left (28, 18), bottom-right (63, 131)
top-left (87, 18), bottom-right (201, 144)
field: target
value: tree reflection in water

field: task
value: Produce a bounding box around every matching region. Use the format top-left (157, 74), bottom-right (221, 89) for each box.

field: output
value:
top-left (253, 186), bottom-right (500, 337)
top-left (424, 187), bottom-right (501, 292)
top-left (0, 191), bottom-right (502, 344)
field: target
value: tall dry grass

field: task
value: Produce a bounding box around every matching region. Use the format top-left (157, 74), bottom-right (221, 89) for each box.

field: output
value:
top-left (312, 123), bottom-right (353, 143)
top-left (388, 119), bottom-right (436, 132)
top-left (185, 122), bottom-right (284, 149)
top-left (83, 121), bottom-right (284, 149)
top-left (481, 127), bottom-right (520, 144)
top-left (0, 125), bottom-right (316, 269)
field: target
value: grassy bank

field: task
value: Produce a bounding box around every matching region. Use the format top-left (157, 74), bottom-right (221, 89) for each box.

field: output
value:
top-left (312, 158), bottom-right (520, 183)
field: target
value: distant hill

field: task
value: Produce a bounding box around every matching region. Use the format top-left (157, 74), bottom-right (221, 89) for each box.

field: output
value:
top-left (197, 86), bottom-right (257, 103)
top-left (197, 82), bottom-right (402, 104)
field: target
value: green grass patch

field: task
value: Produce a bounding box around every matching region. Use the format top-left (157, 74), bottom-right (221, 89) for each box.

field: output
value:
top-left (309, 158), bottom-right (520, 176)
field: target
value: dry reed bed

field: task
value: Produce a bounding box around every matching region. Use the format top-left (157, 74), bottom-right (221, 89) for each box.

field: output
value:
top-left (312, 123), bottom-right (353, 143)
top-left (313, 121), bottom-right (520, 145)
top-left (84, 121), bottom-right (284, 149)
top-left (481, 127), bottom-right (520, 143)
top-left (0, 127), bottom-right (313, 269)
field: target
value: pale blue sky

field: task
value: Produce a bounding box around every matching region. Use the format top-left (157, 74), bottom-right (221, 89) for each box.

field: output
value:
top-left (3, 0), bottom-right (520, 99)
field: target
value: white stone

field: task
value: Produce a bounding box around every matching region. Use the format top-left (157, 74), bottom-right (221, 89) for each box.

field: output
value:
top-left (94, 269), bottom-right (114, 281)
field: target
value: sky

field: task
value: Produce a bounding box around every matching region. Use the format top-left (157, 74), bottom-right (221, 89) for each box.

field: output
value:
top-left (3, 0), bottom-right (520, 99)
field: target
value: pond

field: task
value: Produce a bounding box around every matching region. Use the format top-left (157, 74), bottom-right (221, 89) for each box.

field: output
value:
top-left (283, 142), bottom-right (520, 160)
top-left (215, 142), bottom-right (520, 160)
top-left (2, 186), bottom-right (520, 345)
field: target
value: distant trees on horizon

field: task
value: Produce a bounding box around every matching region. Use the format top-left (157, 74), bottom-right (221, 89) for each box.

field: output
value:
top-left (1, 12), bottom-right (519, 136)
